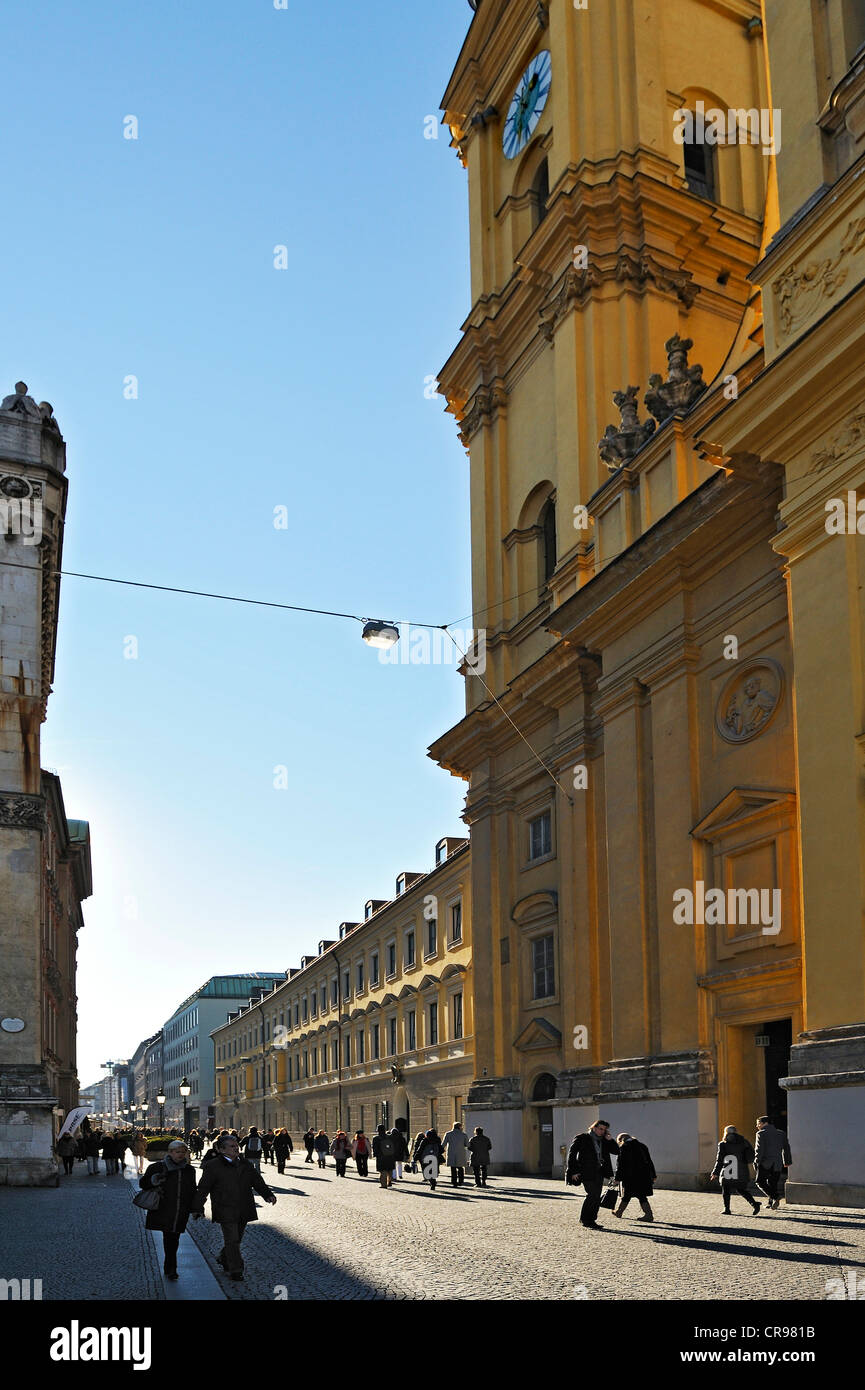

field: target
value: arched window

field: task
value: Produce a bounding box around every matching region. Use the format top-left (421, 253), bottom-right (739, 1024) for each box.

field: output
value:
top-left (532, 1072), bottom-right (557, 1103)
top-left (540, 496), bottom-right (556, 585)
top-left (683, 127), bottom-right (716, 201)
top-left (530, 157), bottom-right (550, 230)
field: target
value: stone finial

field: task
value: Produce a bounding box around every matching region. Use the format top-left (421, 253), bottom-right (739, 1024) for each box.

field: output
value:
top-left (644, 334), bottom-right (706, 424)
top-left (1, 381), bottom-right (42, 418)
top-left (598, 385), bottom-right (656, 471)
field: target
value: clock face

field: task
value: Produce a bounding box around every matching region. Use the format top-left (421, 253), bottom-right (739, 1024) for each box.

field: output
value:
top-left (503, 50), bottom-right (551, 159)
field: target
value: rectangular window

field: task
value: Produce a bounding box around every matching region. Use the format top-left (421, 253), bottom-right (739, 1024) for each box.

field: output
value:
top-left (343, 1035), bottom-right (351, 1068)
top-left (311, 995), bottom-right (317, 1019)
top-left (301, 999), bottom-right (308, 1023)
top-left (429, 1002), bottom-right (438, 1045)
top-left (293, 1003), bottom-right (299, 1027)
top-left (303, 1050), bottom-right (309, 1078)
top-left (407, 1009), bottom-right (416, 1051)
top-left (426, 919), bottom-right (437, 957)
top-left (371, 953), bottom-right (379, 987)
top-left (311, 1047), bottom-right (317, 1076)
top-left (331, 979), bottom-right (338, 1007)
top-left (529, 811), bottom-right (552, 861)
top-left (357, 960), bottom-right (364, 992)
top-left (387, 943), bottom-right (396, 977)
top-left (321, 985), bottom-right (327, 1013)
top-left (331, 1040), bottom-right (339, 1070)
top-left (532, 934), bottom-right (555, 999)
top-left (453, 992), bottom-right (463, 1039)
top-left (372, 1023), bottom-right (380, 1060)
top-left (389, 1017), bottom-right (397, 1056)
top-left (343, 969), bottom-right (350, 1001)
top-left (405, 930), bottom-right (415, 967)
top-left (357, 1030), bottom-right (365, 1063)
top-left (450, 902), bottom-right (463, 942)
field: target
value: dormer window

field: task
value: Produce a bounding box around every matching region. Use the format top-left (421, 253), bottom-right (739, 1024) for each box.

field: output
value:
top-left (435, 839), bottom-right (447, 866)
top-left (396, 874), bottom-right (407, 896)
top-left (365, 901), bottom-right (374, 920)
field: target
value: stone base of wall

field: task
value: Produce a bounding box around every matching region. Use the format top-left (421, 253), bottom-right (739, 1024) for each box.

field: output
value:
top-left (0, 1065), bottom-right (61, 1186)
top-left (785, 1181), bottom-right (865, 1209)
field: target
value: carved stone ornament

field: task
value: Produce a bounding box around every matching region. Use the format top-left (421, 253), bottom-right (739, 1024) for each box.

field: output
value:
top-left (644, 334), bottom-right (707, 424)
top-left (458, 383), bottom-right (508, 445)
top-left (0, 792), bottom-right (46, 829)
top-left (0, 381), bottom-right (61, 434)
top-left (539, 263), bottom-right (602, 340)
top-left (598, 385), bottom-right (656, 471)
top-left (772, 217), bottom-right (865, 336)
top-left (0, 475), bottom-right (42, 499)
top-left (615, 252), bottom-right (700, 308)
top-left (715, 659), bottom-right (784, 745)
top-left (808, 407), bottom-right (865, 474)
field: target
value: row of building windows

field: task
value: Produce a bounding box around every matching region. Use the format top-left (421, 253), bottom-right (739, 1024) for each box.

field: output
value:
top-left (215, 904), bottom-right (465, 1063)
top-left (221, 992), bottom-right (464, 1094)
top-left (165, 1007), bottom-right (198, 1043)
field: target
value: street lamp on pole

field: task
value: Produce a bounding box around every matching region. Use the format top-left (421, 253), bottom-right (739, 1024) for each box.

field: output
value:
top-left (157, 1092), bottom-right (166, 1133)
top-left (179, 1077), bottom-right (191, 1140)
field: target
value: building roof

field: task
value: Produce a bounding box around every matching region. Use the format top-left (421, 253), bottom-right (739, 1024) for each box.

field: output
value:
top-left (168, 973), bottom-right (286, 1019)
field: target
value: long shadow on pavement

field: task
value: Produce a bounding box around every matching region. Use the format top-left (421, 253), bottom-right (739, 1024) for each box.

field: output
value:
top-left (609, 1227), bottom-right (865, 1267)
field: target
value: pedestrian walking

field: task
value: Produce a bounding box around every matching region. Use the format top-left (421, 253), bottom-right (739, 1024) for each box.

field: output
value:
top-left (390, 1125), bottom-right (409, 1178)
top-left (613, 1133), bottom-right (656, 1221)
top-left (754, 1116), bottom-right (792, 1209)
top-left (193, 1132), bottom-right (277, 1281)
top-left (132, 1130), bottom-right (148, 1175)
top-left (711, 1125), bottom-right (762, 1215)
top-left (101, 1131), bottom-right (118, 1176)
top-left (139, 1140), bottom-right (198, 1281)
top-left (351, 1130), bottom-right (370, 1177)
top-left (415, 1129), bottom-right (445, 1190)
top-left (273, 1128), bottom-right (293, 1174)
top-left (239, 1126), bottom-right (264, 1170)
top-left (330, 1130), bottom-right (351, 1176)
top-left (57, 1131), bottom-right (77, 1176)
top-left (467, 1127), bottom-right (492, 1186)
top-left (313, 1129), bottom-right (330, 1169)
top-left (303, 1127), bottom-right (315, 1163)
top-left (441, 1121), bottom-right (469, 1186)
top-left (565, 1119), bottom-right (618, 1229)
top-left (75, 1133), bottom-right (86, 1164)
top-left (372, 1124), bottom-right (398, 1189)
top-left (188, 1130), bottom-right (203, 1159)
top-left (84, 1129), bottom-right (101, 1175)
top-left (115, 1132), bottom-right (129, 1173)
top-left (262, 1129), bottom-right (276, 1164)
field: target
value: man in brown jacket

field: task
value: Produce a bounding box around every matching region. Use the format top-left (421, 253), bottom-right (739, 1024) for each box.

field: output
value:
top-left (193, 1132), bottom-right (276, 1280)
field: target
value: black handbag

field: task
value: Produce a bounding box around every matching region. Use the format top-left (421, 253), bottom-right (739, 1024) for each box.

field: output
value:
top-left (600, 1182), bottom-right (619, 1210)
top-left (132, 1185), bottom-right (161, 1210)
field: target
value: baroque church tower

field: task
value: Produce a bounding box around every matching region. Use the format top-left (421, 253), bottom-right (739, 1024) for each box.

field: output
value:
top-left (432, 0), bottom-right (865, 1203)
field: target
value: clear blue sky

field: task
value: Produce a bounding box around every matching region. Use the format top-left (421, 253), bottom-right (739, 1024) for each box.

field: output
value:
top-left (0, 0), bottom-right (475, 1085)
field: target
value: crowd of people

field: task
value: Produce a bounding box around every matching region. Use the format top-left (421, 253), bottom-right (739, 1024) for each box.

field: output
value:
top-left (55, 1111), bottom-right (792, 1280)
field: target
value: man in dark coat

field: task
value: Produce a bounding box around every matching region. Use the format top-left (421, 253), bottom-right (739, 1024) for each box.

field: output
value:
top-left (613, 1133), bottom-right (656, 1221)
top-left (754, 1116), bottom-right (792, 1209)
top-left (139, 1140), bottom-right (198, 1280)
top-left (565, 1119), bottom-right (618, 1228)
top-left (193, 1132), bottom-right (277, 1280)
top-left (711, 1126), bottom-right (761, 1215)
top-left (273, 1128), bottom-right (293, 1174)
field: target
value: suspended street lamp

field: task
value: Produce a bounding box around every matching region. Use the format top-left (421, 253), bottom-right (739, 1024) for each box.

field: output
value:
top-left (361, 620), bottom-right (400, 650)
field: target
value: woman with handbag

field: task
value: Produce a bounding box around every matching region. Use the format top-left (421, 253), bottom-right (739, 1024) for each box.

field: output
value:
top-left (136, 1139), bottom-right (198, 1280)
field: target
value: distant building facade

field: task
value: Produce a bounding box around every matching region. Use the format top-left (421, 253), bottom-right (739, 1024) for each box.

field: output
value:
top-left (212, 838), bottom-right (472, 1139)
top-left (161, 975), bottom-right (285, 1129)
top-left (0, 382), bottom-right (92, 1185)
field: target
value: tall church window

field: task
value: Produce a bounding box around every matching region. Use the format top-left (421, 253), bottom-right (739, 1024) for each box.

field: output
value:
top-left (541, 497), bottom-right (556, 585)
top-left (530, 157), bottom-right (550, 230)
top-left (683, 129), bottom-right (716, 201)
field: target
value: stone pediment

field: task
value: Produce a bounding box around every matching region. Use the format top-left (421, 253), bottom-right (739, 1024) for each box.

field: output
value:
top-left (691, 787), bottom-right (796, 841)
top-left (513, 1017), bottom-right (562, 1052)
top-left (512, 890), bottom-right (557, 925)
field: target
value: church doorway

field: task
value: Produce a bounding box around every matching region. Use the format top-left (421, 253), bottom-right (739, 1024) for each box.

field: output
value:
top-left (531, 1073), bottom-right (557, 1173)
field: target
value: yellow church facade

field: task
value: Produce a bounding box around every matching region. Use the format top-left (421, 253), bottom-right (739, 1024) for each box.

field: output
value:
top-left (430, 0), bottom-right (865, 1204)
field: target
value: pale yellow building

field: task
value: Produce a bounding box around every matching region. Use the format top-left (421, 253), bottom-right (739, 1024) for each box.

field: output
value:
top-left (430, 0), bottom-right (865, 1203)
top-left (213, 836), bottom-right (472, 1140)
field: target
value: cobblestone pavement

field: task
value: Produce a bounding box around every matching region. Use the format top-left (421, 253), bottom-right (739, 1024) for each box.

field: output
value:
top-left (0, 1161), bottom-right (164, 1301)
top-left (187, 1159), bottom-right (865, 1302)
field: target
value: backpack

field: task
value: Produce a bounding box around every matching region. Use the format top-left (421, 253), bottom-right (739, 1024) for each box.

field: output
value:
top-left (377, 1133), bottom-right (395, 1160)
top-left (247, 1135), bottom-right (261, 1152)
top-left (356, 1137), bottom-right (367, 1156)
